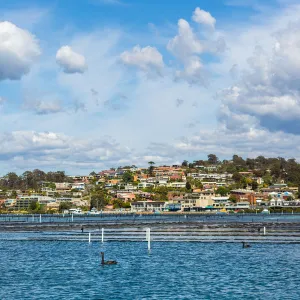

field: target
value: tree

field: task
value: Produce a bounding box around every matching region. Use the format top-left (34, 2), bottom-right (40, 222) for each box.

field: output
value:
top-left (186, 182), bottom-right (192, 191)
top-left (59, 202), bottom-right (72, 212)
top-left (207, 154), bottom-right (219, 165)
top-left (91, 187), bottom-right (109, 210)
top-left (148, 161), bottom-right (155, 177)
top-left (251, 181), bottom-right (258, 191)
top-left (29, 200), bottom-right (40, 211)
top-left (229, 195), bottom-right (237, 203)
top-left (232, 172), bottom-right (242, 183)
top-left (182, 160), bottom-right (188, 167)
top-left (122, 171), bottom-right (133, 184)
top-left (10, 190), bottom-right (18, 199)
top-left (215, 186), bottom-right (229, 196)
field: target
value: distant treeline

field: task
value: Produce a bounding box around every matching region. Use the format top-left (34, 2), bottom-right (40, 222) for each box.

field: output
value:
top-left (184, 154), bottom-right (300, 186)
top-left (0, 170), bottom-right (73, 190)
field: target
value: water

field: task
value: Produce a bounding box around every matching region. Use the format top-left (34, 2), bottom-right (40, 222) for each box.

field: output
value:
top-left (1, 238), bottom-right (300, 299)
top-left (2, 213), bottom-right (300, 225)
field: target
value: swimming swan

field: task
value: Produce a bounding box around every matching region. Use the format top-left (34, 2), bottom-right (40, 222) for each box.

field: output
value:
top-left (100, 252), bottom-right (118, 265)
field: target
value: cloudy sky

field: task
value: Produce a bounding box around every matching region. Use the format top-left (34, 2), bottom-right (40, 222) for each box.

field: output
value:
top-left (1, 0), bottom-right (300, 174)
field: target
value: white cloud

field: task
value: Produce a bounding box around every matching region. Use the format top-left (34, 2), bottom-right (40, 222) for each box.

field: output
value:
top-left (218, 20), bottom-right (300, 134)
top-left (167, 19), bottom-right (203, 60)
top-left (56, 46), bottom-right (87, 74)
top-left (0, 97), bottom-right (5, 105)
top-left (120, 45), bottom-right (164, 74)
top-left (192, 7), bottom-right (216, 28)
top-left (0, 130), bottom-right (134, 172)
top-left (175, 56), bottom-right (205, 85)
top-left (23, 98), bottom-right (64, 115)
top-left (0, 21), bottom-right (41, 80)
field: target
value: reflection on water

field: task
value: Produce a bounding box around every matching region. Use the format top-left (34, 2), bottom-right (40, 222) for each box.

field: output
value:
top-left (0, 240), bottom-right (300, 299)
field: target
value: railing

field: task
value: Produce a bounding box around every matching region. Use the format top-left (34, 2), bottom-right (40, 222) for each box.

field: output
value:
top-left (3, 227), bottom-right (300, 244)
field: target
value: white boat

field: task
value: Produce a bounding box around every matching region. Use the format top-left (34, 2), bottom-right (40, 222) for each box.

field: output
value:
top-left (87, 208), bottom-right (100, 215)
top-left (261, 208), bottom-right (270, 214)
top-left (69, 208), bottom-right (82, 214)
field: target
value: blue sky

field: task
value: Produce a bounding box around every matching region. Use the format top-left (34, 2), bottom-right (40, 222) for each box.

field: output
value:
top-left (1, 0), bottom-right (300, 175)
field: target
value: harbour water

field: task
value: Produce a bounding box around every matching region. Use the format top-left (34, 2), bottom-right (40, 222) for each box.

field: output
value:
top-left (1, 237), bottom-right (300, 299)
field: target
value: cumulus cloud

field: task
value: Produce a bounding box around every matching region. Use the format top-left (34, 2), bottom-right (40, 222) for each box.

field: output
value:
top-left (192, 7), bottom-right (216, 28)
top-left (145, 126), bottom-right (300, 163)
top-left (120, 45), bottom-right (164, 74)
top-left (0, 21), bottom-right (40, 80)
top-left (218, 20), bottom-right (300, 134)
top-left (175, 56), bottom-right (208, 85)
top-left (0, 130), bottom-right (134, 171)
top-left (56, 46), bottom-right (87, 74)
top-left (23, 96), bottom-right (64, 115)
top-left (167, 19), bottom-right (203, 60)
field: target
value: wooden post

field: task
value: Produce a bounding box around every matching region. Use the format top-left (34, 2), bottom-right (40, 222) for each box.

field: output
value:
top-left (264, 227), bottom-right (266, 235)
top-left (101, 228), bottom-right (104, 243)
top-left (89, 233), bottom-right (91, 243)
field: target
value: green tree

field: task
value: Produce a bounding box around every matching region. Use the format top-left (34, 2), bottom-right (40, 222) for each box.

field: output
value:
top-left (91, 187), bottom-right (109, 210)
top-left (208, 154), bottom-right (219, 164)
top-left (182, 160), bottom-right (188, 167)
top-left (148, 161), bottom-right (155, 176)
top-left (232, 172), bottom-right (242, 183)
top-left (29, 200), bottom-right (40, 211)
top-left (215, 186), bottom-right (229, 196)
top-left (10, 190), bottom-right (18, 199)
top-left (59, 202), bottom-right (72, 212)
top-left (186, 182), bottom-right (192, 191)
top-left (251, 181), bottom-right (258, 191)
top-left (122, 171), bottom-right (133, 183)
top-left (229, 195), bottom-right (237, 203)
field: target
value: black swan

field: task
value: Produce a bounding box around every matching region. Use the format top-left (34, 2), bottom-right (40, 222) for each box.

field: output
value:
top-left (242, 242), bottom-right (251, 248)
top-left (100, 252), bottom-right (117, 265)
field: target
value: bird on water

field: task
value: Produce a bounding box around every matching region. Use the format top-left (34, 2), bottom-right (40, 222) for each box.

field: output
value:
top-left (242, 242), bottom-right (251, 248)
top-left (100, 252), bottom-right (118, 265)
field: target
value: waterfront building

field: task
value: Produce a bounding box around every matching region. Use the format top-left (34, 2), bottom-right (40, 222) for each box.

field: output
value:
top-left (131, 201), bottom-right (166, 212)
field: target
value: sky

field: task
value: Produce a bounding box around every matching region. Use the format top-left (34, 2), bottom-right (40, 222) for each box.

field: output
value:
top-left (1, 0), bottom-right (300, 175)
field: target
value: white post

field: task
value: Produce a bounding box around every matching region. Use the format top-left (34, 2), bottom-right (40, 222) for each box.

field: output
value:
top-left (71, 214), bottom-right (73, 222)
top-left (101, 228), bottom-right (104, 243)
top-left (39, 214), bottom-right (42, 223)
top-left (263, 226), bottom-right (266, 235)
top-left (292, 210), bottom-right (294, 215)
top-left (32, 214), bottom-right (34, 222)
top-left (147, 228), bottom-right (151, 251)
top-left (89, 232), bottom-right (91, 243)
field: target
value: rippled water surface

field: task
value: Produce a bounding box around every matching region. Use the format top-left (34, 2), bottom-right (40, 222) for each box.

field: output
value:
top-left (1, 238), bottom-right (300, 299)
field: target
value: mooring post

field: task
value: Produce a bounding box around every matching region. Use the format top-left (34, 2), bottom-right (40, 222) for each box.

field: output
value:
top-left (89, 232), bottom-right (91, 243)
top-left (101, 228), bottom-right (104, 243)
top-left (71, 214), bottom-right (74, 222)
top-left (32, 214), bottom-right (34, 222)
top-left (264, 226), bottom-right (266, 235)
top-left (147, 228), bottom-right (151, 251)
top-left (39, 214), bottom-right (42, 223)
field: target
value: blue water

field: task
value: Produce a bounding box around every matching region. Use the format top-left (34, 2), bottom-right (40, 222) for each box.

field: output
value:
top-left (2, 213), bottom-right (300, 224)
top-left (1, 239), bottom-right (300, 299)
